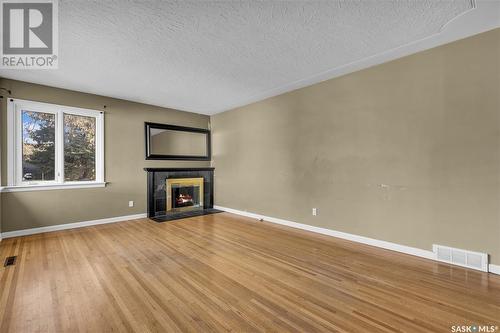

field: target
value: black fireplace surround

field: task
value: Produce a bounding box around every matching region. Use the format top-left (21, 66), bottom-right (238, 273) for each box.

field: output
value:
top-left (144, 167), bottom-right (222, 222)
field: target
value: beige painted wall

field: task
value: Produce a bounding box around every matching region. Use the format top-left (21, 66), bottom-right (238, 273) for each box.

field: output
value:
top-left (0, 78), bottom-right (210, 232)
top-left (211, 29), bottom-right (500, 265)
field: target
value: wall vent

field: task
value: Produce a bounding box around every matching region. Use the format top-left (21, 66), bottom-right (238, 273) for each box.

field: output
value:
top-left (433, 245), bottom-right (488, 272)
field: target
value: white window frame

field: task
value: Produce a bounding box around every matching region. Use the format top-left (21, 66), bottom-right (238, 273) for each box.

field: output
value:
top-left (4, 98), bottom-right (105, 192)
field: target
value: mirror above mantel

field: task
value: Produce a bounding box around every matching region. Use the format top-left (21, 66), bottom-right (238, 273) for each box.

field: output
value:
top-left (145, 122), bottom-right (211, 160)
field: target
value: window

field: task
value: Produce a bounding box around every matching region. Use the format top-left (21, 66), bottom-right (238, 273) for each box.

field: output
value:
top-left (63, 113), bottom-right (96, 181)
top-left (7, 99), bottom-right (104, 191)
top-left (22, 110), bottom-right (56, 182)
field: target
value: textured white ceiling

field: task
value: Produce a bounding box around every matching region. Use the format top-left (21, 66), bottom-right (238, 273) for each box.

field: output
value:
top-left (1, 0), bottom-right (496, 115)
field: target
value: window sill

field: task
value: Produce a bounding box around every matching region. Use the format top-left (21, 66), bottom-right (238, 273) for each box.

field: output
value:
top-left (0, 182), bottom-right (107, 193)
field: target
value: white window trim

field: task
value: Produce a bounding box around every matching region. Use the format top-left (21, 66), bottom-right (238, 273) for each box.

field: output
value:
top-left (5, 98), bottom-right (105, 192)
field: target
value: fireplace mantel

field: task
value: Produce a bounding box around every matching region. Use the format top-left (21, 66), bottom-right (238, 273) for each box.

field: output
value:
top-left (144, 167), bottom-right (220, 221)
top-left (143, 167), bottom-right (215, 172)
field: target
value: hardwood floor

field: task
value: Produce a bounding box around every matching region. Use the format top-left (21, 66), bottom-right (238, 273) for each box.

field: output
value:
top-left (1, 213), bottom-right (499, 332)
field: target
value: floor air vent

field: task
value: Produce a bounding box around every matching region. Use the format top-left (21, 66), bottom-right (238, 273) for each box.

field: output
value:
top-left (4, 256), bottom-right (17, 267)
top-left (433, 245), bottom-right (488, 272)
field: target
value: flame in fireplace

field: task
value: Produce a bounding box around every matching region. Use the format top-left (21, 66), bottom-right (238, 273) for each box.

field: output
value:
top-left (176, 193), bottom-right (193, 205)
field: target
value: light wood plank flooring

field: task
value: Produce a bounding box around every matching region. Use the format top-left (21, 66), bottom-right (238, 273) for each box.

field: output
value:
top-left (1, 213), bottom-right (499, 332)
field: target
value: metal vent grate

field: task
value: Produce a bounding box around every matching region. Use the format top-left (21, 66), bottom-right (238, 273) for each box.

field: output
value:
top-left (4, 256), bottom-right (17, 267)
top-left (433, 245), bottom-right (488, 272)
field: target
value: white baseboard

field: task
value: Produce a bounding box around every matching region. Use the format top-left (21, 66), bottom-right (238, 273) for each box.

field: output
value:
top-left (489, 264), bottom-right (500, 275)
top-left (214, 205), bottom-right (499, 276)
top-left (1, 213), bottom-right (147, 239)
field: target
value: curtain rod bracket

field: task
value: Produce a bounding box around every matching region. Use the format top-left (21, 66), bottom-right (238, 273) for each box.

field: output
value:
top-left (0, 87), bottom-right (12, 95)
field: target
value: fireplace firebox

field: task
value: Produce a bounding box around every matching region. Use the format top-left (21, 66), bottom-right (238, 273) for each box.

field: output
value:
top-left (166, 177), bottom-right (203, 212)
top-left (144, 168), bottom-right (222, 222)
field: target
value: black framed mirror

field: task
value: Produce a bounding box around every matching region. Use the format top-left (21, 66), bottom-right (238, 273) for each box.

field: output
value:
top-left (145, 122), bottom-right (211, 160)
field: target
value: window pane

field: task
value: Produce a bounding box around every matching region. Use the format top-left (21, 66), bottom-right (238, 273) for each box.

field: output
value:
top-left (64, 114), bottom-right (96, 181)
top-left (22, 111), bottom-right (56, 181)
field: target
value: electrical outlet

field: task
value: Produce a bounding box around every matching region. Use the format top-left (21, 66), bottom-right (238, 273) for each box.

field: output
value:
top-left (312, 208), bottom-right (317, 216)
top-left (128, 201), bottom-right (134, 207)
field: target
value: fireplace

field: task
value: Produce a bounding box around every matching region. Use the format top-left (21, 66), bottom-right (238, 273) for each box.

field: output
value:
top-left (166, 177), bottom-right (203, 212)
top-left (144, 168), bottom-right (221, 222)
